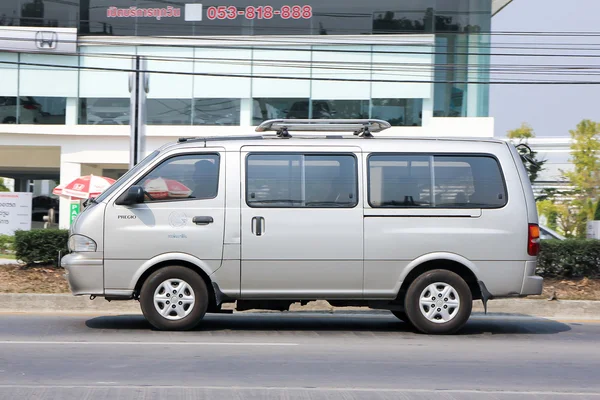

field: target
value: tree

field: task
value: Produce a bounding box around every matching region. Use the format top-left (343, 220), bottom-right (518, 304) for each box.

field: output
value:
top-left (595, 198), bottom-right (600, 221)
top-left (507, 122), bottom-right (535, 140)
top-left (506, 123), bottom-right (546, 184)
top-left (562, 120), bottom-right (600, 237)
top-left (0, 178), bottom-right (9, 192)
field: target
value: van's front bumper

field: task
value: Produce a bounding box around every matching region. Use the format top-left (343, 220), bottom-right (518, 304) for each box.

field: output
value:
top-left (521, 261), bottom-right (543, 296)
top-left (61, 252), bottom-right (104, 296)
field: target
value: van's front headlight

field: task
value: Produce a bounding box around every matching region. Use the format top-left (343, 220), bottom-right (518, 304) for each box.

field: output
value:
top-left (68, 235), bottom-right (97, 252)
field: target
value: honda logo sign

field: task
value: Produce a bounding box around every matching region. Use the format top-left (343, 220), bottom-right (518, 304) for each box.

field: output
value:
top-left (0, 27), bottom-right (76, 54)
top-left (35, 31), bottom-right (59, 49)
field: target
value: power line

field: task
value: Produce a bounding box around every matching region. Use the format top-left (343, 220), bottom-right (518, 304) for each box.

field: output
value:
top-left (4, 47), bottom-right (600, 80)
top-left (2, 59), bottom-right (600, 84)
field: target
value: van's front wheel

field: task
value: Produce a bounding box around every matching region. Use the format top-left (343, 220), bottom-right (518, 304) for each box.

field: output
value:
top-left (140, 266), bottom-right (208, 331)
top-left (404, 269), bottom-right (472, 334)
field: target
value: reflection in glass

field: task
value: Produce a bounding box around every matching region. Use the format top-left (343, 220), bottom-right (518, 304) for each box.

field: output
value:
top-left (247, 153), bottom-right (358, 208)
top-left (147, 99), bottom-right (191, 125)
top-left (0, 96), bottom-right (65, 124)
top-left (312, 100), bottom-right (369, 119)
top-left (369, 155), bottom-right (432, 207)
top-left (252, 98), bottom-right (307, 125)
top-left (0, 96), bottom-right (18, 124)
top-left (371, 99), bottom-right (422, 126)
top-left (193, 98), bottom-right (241, 126)
top-left (79, 98), bottom-right (129, 125)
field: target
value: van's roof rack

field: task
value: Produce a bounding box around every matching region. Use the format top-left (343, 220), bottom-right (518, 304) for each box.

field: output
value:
top-left (256, 119), bottom-right (391, 138)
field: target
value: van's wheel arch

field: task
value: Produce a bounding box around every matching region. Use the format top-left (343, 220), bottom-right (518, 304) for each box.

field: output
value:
top-left (139, 265), bottom-right (209, 331)
top-left (403, 269), bottom-right (472, 334)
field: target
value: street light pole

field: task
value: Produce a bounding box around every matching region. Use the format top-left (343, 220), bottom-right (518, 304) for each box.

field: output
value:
top-left (129, 56), bottom-right (149, 169)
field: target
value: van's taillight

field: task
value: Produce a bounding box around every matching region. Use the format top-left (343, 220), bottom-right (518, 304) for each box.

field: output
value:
top-left (528, 224), bottom-right (540, 256)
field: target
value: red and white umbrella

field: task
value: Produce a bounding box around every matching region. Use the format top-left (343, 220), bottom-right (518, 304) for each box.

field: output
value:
top-left (57, 175), bottom-right (116, 199)
top-left (143, 177), bottom-right (192, 200)
top-left (52, 184), bottom-right (65, 196)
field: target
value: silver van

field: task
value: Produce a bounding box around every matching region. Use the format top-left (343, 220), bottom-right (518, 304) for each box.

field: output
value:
top-left (61, 119), bottom-right (543, 334)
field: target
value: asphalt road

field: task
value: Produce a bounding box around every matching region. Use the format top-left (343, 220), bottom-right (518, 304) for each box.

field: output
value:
top-left (0, 312), bottom-right (599, 400)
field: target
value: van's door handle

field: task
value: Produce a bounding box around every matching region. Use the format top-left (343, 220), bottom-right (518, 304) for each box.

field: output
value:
top-left (251, 217), bottom-right (265, 236)
top-left (192, 216), bottom-right (213, 225)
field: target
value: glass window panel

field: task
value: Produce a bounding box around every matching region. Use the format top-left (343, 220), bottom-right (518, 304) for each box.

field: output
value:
top-left (368, 155), bottom-right (432, 207)
top-left (247, 154), bottom-right (357, 208)
top-left (138, 47), bottom-right (194, 99)
top-left (79, 47), bottom-right (135, 98)
top-left (312, 100), bottom-right (369, 119)
top-left (0, 96), bottom-right (17, 124)
top-left (26, 96), bottom-right (66, 124)
top-left (0, 53), bottom-right (18, 96)
top-left (434, 156), bottom-right (506, 208)
top-left (252, 98), bottom-right (307, 125)
top-left (79, 97), bottom-right (130, 125)
top-left (371, 99), bottom-right (423, 126)
top-left (194, 48), bottom-right (252, 98)
top-left (0, 96), bottom-right (64, 124)
top-left (311, 45), bottom-right (371, 100)
top-left (18, 0), bottom-right (78, 28)
top-left (193, 98), bottom-right (240, 126)
top-left (252, 48), bottom-right (311, 98)
top-left (19, 54), bottom-right (78, 97)
top-left (147, 99), bottom-right (191, 125)
top-left (136, 154), bottom-right (220, 202)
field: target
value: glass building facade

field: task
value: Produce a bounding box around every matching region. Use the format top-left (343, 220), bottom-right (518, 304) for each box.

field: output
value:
top-left (0, 0), bottom-right (492, 126)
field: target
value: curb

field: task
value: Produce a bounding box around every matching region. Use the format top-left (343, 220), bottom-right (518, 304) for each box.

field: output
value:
top-left (0, 294), bottom-right (599, 320)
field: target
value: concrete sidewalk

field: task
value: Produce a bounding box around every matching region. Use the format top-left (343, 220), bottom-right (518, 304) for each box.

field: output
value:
top-left (0, 293), bottom-right (599, 320)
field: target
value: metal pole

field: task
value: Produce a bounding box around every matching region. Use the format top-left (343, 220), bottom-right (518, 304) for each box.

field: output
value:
top-left (137, 57), bottom-right (149, 164)
top-left (129, 56), bottom-right (149, 168)
top-left (128, 57), bottom-right (140, 169)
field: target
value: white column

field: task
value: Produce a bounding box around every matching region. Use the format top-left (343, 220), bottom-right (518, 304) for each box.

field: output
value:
top-left (240, 98), bottom-right (253, 127)
top-left (58, 161), bottom-right (81, 229)
top-left (65, 97), bottom-right (78, 125)
top-left (421, 99), bottom-right (434, 127)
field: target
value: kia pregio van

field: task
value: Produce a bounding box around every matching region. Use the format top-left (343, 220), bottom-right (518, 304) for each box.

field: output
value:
top-left (61, 119), bottom-right (543, 334)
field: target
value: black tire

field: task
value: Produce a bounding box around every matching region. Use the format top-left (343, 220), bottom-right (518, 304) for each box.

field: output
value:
top-left (404, 269), bottom-right (472, 335)
top-left (140, 266), bottom-right (209, 331)
top-left (3, 117), bottom-right (16, 124)
top-left (390, 310), bottom-right (410, 324)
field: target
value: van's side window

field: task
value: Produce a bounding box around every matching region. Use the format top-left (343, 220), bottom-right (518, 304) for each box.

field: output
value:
top-left (368, 154), bottom-right (507, 208)
top-left (247, 153), bottom-right (357, 208)
top-left (368, 155), bottom-right (432, 207)
top-left (135, 154), bottom-right (219, 202)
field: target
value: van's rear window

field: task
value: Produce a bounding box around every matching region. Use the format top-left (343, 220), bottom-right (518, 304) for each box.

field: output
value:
top-left (368, 154), bottom-right (507, 209)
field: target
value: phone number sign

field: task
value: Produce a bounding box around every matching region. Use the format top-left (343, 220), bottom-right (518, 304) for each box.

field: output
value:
top-left (206, 5), bottom-right (313, 20)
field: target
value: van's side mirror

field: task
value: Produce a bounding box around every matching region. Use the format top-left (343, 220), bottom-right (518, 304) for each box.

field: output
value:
top-left (116, 186), bottom-right (145, 206)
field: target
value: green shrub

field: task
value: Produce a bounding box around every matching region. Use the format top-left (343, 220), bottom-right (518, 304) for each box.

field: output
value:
top-left (0, 234), bottom-right (14, 254)
top-left (14, 230), bottom-right (69, 267)
top-left (537, 239), bottom-right (600, 278)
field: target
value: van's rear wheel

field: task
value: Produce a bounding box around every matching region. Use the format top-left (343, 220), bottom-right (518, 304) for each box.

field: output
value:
top-left (140, 266), bottom-right (208, 331)
top-left (404, 269), bottom-right (472, 334)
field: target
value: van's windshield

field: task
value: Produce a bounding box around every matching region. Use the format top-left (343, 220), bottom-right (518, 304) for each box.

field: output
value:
top-left (94, 150), bottom-right (160, 204)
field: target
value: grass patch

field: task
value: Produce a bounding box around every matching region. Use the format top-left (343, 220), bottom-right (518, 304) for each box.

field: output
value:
top-left (0, 254), bottom-right (16, 260)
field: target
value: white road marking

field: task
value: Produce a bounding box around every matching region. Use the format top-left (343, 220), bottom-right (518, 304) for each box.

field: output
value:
top-left (0, 385), bottom-right (597, 396)
top-left (0, 341), bottom-right (298, 346)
